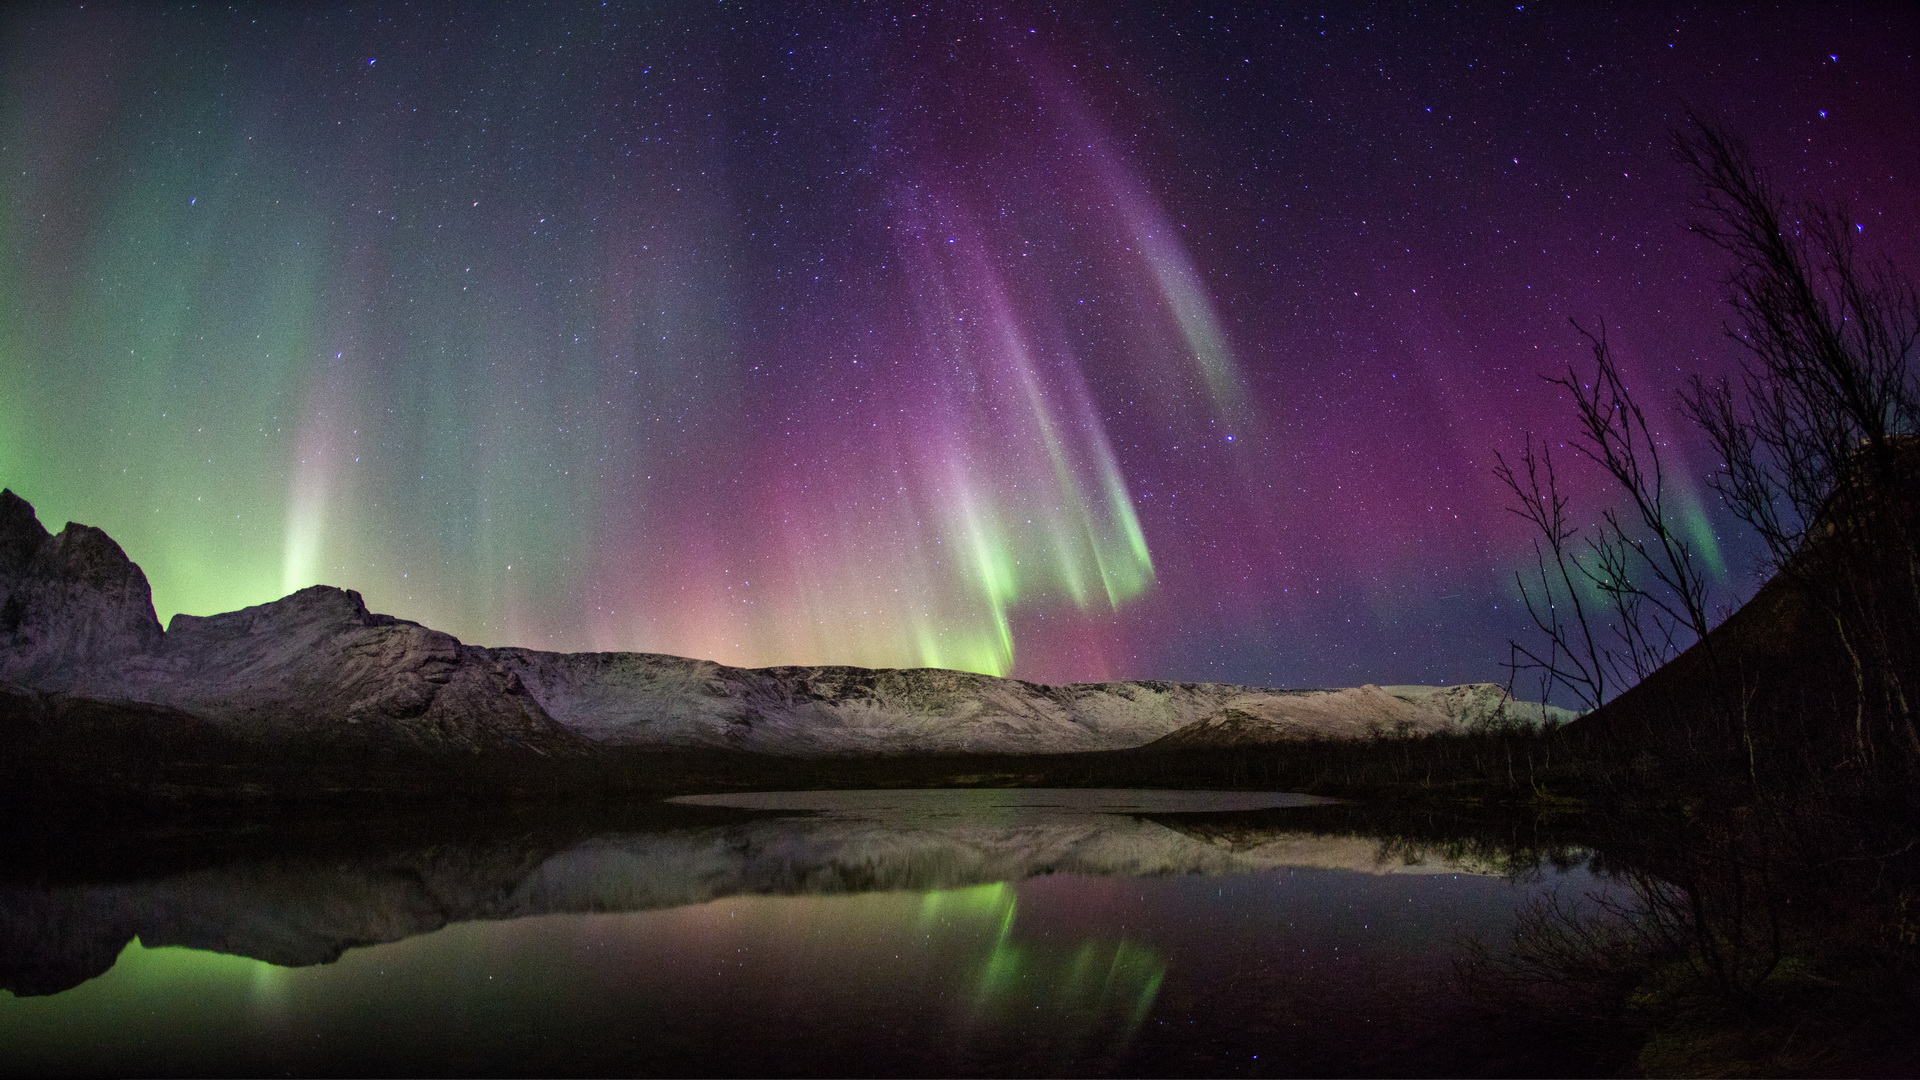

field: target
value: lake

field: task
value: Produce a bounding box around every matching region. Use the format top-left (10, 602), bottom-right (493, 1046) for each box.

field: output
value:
top-left (0, 789), bottom-right (1620, 1077)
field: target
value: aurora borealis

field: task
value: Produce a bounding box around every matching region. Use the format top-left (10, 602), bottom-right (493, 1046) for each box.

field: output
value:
top-left (2, 2), bottom-right (1914, 687)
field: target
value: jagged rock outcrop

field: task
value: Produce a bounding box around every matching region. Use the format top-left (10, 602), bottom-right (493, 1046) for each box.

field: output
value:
top-left (0, 489), bottom-right (1564, 761)
top-left (0, 490), bottom-right (164, 691)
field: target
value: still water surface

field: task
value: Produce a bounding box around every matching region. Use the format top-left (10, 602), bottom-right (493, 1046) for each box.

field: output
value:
top-left (0, 790), bottom-right (1613, 1076)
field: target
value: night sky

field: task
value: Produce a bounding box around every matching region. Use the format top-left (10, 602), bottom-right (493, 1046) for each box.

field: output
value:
top-left (3, 2), bottom-right (1915, 689)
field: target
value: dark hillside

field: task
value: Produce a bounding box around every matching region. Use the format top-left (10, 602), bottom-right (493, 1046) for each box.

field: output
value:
top-left (1567, 441), bottom-right (1920, 812)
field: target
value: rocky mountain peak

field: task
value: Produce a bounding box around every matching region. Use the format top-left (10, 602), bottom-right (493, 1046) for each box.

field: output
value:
top-left (37, 523), bottom-right (154, 592)
top-left (164, 584), bottom-right (404, 642)
top-left (0, 492), bottom-right (163, 691)
top-left (0, 489), bottom-right (50, 572)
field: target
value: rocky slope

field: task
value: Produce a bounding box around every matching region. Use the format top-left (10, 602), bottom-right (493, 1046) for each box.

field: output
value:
top-left (1145, 682), bottom-right (1563, 748)
top-left (490, 649), bottom-right (1567, 754)
top-left (0, 489), bottom-right (1568, 759)
top-left (1, 491), bottom-right (574, 755)
top-left (130, 587), bottom-right (569, 751)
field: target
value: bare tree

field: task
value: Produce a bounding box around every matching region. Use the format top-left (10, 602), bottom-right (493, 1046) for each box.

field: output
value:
top-left (1499, 328), bottom-right (1718, 712)
top-left (1505, 115), bottom-right (1920, 791)
top-left (1679, 120), bottom-right (1920, 567)
top-left (1497, 436), bottom-right (1605, 711)
top-left (1677, 118), bottom-right (1920, 774)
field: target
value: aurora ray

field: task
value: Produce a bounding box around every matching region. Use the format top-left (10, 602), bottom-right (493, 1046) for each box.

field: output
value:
top-left (2, 2), bottom-right (1912, 687)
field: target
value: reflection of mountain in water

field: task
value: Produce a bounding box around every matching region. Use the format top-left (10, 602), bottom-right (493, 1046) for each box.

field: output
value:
top-left (0, 791), bottom-right (1506, 997)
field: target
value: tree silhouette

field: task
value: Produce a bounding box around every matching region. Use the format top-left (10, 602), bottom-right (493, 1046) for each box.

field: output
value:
top-left (1677, 119), bottom-right (1920, 777)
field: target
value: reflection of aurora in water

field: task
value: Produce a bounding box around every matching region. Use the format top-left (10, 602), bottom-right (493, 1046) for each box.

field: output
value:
top-left (0, 799), bottom-right (1620, 1075)
top-left (921, 882), bottom-right (1166, 1055)
top-left (1, 878), bottom-right (1184, 1075)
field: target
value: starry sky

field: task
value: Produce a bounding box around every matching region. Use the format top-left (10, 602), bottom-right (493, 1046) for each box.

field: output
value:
top-left (2, 2), bottom-right (1915, 689)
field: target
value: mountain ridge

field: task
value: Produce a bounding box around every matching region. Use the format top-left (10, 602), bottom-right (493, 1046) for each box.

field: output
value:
top-left (0, 489), bottom-right (1570, 761)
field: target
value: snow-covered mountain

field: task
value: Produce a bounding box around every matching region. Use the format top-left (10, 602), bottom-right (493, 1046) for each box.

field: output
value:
top-left (0, 490), bottom-right (1569, 757)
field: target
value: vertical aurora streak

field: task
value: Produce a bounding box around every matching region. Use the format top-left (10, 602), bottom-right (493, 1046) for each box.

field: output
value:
top-left (2, 3), bottom-right (1913, 687)
top-left (919, 882), bottom-right (1166, 1042)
